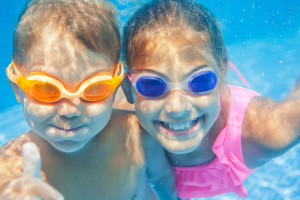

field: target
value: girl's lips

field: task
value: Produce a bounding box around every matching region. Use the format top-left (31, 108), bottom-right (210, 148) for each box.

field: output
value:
top-left (156, 116), bottom-right (203, 138)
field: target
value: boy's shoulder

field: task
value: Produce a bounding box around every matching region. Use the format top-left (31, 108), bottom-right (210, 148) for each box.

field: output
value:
top-left (0, 131), bottom-right (33, 156)
top-left (108, 108), bottom-right (162, 158)
top-left (0, 131), bottom-right (33, 191)
top-left (111, 108), bottom-right (136, 121)
top-left (109, 109), bottom-right (157, 145)
top-left (108, 108), bottom-right (139, 132)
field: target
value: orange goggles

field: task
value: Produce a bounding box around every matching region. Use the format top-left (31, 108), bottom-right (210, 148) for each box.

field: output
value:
top-left (6, 62), bottom-right (124, 103)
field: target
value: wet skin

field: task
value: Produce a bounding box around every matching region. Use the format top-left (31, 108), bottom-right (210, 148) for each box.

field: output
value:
top-left (129, 39), bottom-right (300, 168)
top-left (0, 33), bottom-right (167, 199)
top-left (131, 43), bottom-right (222, 158)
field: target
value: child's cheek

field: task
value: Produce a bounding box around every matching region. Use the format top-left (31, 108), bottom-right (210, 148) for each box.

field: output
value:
top-left (206, 95), bottom-right (220, 115)
top-left (135, 97), bottom-right (165, 116)
top-left (85, 102), bottom-right (112, 118)
top-left (22, 97), bottom-right (56, 123)
top-left (83, 99), bottom-right (113, 134)
top-left (84, 96), bottom-right (114, 123)
top-left (196, 88), bottom-right (220, 107)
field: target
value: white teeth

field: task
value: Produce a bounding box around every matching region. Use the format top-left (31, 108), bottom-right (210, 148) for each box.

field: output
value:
top-left (161, 118), bottom-right (198, 131)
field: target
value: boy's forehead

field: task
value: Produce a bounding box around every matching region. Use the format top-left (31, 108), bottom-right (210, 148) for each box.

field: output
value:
top-left (24, 30), bottom-right (114, 79)
top-left (26, 53), bottom-right (113, 80)
top-left (29, 59), bottom-right (112, 76)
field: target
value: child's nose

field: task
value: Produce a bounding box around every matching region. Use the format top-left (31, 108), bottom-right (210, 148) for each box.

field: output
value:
top-left (164, 90), bottom-right (192, 118)
top-left (57, 98), bottom-right (82, 118)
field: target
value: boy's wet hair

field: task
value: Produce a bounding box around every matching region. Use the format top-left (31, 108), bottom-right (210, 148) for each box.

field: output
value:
top-left (13, 0), bottom-right (120, 70)
top-left (123, 0), bottom-right (228, 80)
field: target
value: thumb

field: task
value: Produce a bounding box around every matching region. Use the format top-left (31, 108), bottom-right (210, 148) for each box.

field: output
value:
top-left (22, 142), bottom-right (42, 179)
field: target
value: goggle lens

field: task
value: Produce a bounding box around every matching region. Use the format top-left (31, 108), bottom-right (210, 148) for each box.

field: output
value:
top-left (136, 77), bottom-right (167, 97)
top-left (84, 81), bottom-right (111, 101)
top-left (30, 82), bottom-right (61, 102)
top-left (7, 61), bottom-right (124, 103)
top-left (134, 71), bottom-right (218, 98)
top-left (188, 71), bottom-right (218, 94)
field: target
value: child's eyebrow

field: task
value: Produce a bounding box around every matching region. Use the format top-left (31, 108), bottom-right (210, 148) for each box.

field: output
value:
top-left (134, 68), bottom-right (161, 75)
top-left (134, 68), bottom-right (170, 80)
top-left (183, 65), bottom-right (208, 79)
top-left (135, 65), bottom-right (208, 80)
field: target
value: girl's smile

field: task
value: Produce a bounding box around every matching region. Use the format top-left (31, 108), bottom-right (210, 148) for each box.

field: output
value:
top-left (155, 115), bottom-right (203, 138)
top-left (132, 43), bottom-right (221, 154)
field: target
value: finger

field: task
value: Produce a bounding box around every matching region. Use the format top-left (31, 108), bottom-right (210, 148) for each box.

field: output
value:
top-left (7, 177), bottom-right (64, 200)
top-left (21, 178), bottom-right (64, 200)
top-left (1, 193), bottom-right (40, 200)
top-left (22, 142), bottom-right (42, 179)
top-left (1, 186), bottom-right (41, 200)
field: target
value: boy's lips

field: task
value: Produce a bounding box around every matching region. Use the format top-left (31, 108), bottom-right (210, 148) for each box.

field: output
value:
top-left (51, 124), bottom-right (86, 132)
top-left (56, 140), bottom-right (80, 146)
top-left (155, 116), bottom-right (203, 138)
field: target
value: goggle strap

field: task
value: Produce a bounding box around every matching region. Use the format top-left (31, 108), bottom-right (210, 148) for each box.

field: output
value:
top-left (115, 63), bottom-right (124, 78)
top-left (7, 62), bottom-right (32, 95)
top-left (16, 76), bottom-right (31, 94)
top-left (228, 61), bottom-right (250, 87)
top-left (127, 73), bottom-right (133, 83)
top-left (112, 63), bottom-right (124, 90)
top-left (10, 62), bottom-right (24, 77)
top-left (114, 62), bottom-right (124, 77)
top-left (113, 63), bottom-right (120, 76)
top-left (6, 62), bottom-right (17, 83)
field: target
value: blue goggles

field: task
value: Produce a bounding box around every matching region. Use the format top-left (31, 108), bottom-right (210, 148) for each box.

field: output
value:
top-left (128, 70), bottom-right (218, 98)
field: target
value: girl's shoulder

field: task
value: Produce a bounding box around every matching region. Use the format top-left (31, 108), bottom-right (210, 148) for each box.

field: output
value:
top-left (228, 85), bottom-right (260, 99)
top-left (224, 85), bottom-right (260, 127)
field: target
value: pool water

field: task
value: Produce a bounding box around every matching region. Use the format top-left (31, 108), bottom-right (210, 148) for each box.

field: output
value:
top-left (0, 0), bottom-right (299, 199)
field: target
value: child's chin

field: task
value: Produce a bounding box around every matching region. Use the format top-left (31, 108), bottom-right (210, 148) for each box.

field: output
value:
top-left (50, 140), bottom-right (87, 153)
top-left (157, 133), bottom-right (203, 155)
top-left (165, 143), bottom-right (199, 154)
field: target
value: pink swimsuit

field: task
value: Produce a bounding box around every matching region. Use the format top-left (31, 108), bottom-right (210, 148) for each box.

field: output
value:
top-left (173, 85), bottom-right (260, 199)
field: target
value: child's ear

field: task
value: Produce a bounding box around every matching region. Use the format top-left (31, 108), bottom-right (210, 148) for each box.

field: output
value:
top-left (121, 75), bottom-right (135, 104)
top-left (8, 79), bottom-right (22, 103)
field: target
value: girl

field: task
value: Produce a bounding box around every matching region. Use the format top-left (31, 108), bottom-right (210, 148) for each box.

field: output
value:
top-left (120, 0), bottom-right (300, 198)
top-left (0, 0), bottom-right (176, 199)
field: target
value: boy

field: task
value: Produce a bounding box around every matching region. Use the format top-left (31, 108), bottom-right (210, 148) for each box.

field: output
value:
top-left (0, 0), bottom-right (176, 199)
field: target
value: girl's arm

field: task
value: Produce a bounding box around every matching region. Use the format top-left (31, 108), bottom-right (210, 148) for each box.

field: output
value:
top-left (242, 75), bottom-right (300, 168)
top-left (141, 130), bottom-right (178, 200)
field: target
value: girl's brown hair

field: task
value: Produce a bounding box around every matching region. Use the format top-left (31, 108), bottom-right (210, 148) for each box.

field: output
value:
top-left (122, 0), bottom-right (228, 82)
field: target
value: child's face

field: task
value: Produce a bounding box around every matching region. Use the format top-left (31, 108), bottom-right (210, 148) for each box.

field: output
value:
top-left (15, 35), bottom-right (117, 153)
top-left (131, 42), bottom-right (221, 154)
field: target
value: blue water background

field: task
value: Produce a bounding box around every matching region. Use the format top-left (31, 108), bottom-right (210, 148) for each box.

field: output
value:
top-left (0, 0), bottom-right (299, 199)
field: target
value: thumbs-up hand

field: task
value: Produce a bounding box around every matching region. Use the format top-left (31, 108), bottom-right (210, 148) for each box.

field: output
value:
top-left (0, 142), bottom-right (64, 200)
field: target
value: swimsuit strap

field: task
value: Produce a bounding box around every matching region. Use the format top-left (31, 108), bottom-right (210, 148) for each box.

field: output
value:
top-left (228, 61), bottom-right (250, 87)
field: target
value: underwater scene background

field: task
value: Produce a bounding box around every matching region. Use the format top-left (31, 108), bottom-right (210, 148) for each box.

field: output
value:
top-left (0, 0), bottom-right (299, 199)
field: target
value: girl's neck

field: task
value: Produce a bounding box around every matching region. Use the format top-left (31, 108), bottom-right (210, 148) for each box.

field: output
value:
top-left (166, 84), bottom-right (231, 167)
